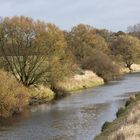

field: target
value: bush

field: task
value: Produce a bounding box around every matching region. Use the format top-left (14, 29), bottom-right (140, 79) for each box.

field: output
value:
top-left (82, 50), bottom-right (120, 82)
top-left (0, 70), bottom-right (29, 118)
top-left (125, 95), bottom-right (136, 107)
top-left (50, 86), bottom-right (70, 100)
top-left (116, 107), bottom-right (125, 118)
top-left (125, 99), bottom-right (131, 107)
top-left (101, 121), bottom-right (111, 132)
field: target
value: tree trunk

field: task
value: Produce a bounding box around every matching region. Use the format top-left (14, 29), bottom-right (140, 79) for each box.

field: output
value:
top-left (126, 63), bottom-right (132, 72)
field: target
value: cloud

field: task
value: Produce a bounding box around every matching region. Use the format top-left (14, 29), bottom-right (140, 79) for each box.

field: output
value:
top-left (0, 0), bottom-right (140, 31)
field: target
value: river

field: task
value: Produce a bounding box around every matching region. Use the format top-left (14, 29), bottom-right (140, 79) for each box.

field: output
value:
top-left (0, 73), bottom-right (140, 140)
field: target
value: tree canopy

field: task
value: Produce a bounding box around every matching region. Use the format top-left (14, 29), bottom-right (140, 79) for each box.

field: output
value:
top-left (0, 17), bottom-right (74, 87)
top-left (111, 35), bottom-right (140, 70)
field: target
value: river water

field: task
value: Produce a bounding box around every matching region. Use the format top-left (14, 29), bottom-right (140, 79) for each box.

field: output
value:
top-left (0, 73), bottom-right (140, 140)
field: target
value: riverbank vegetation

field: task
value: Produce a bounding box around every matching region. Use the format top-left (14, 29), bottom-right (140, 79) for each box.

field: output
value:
top-left (0, 70), bottom-right (29, 118)
top-left (0, 16), bottom-right (140, 117)
top-left (58, 70), bottom-right (104, 92)
top-left (94, 92), bottom-right (140, 140)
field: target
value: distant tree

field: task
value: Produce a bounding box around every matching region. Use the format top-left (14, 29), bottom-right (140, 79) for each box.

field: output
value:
top-left (66, 24), bottom-right (110, 66)
top-left (114, 31), bottom-right (126, 36)
top-left (96, 29), bottom-right (114, 42)
top-left (82, 50), bottom-right (119, 82)
top-left (111, 35), bottom-right (140, 70)
top-left (127, 23), bottom-right (140, 39)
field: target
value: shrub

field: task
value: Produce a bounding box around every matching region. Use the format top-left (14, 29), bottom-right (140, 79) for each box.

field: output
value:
top-left (0, 70), bottom-right (29, 118)
top-left (82, 50), bottom-right (120, 82)
top-left (116, 107), bottom-right (125, 118)
top-left (125, 95), bottom-right (136, 107)
top-left (125, 99), bottom-right (131, 107)
top-left (50, 86), bottom-right (70, 100)
top-left (101, 121), bottom-right (111, 132)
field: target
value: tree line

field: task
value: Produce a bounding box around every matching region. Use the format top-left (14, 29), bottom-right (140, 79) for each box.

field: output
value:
top-left (0, 16), bottom-right (140, 91)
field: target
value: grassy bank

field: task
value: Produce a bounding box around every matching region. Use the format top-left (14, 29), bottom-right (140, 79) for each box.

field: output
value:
top-left (29, 86), bottom-right (55, 105)
top-left (30, 70), bottom-right (104, 103)
top-left (95, 92), bottom-right (140, 140)
top-left (58, 70), bottom-right (104, 92)
top-left (120, 64), bottom-right (140, 74)
top-left (59, 65), bottom-right (140, 93)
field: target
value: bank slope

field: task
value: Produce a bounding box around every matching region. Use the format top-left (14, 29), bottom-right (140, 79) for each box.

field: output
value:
top-left (94, 93), bottom-right (140, 140)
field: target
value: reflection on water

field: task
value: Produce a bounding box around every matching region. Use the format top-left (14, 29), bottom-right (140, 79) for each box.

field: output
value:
top-left (0, 73), bottom-right (140, 140)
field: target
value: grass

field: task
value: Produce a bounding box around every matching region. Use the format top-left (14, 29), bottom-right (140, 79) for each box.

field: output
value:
top-left (29, 86), bottom-right (55, 105)
top-left (58, 70), bottom-right (104, 92)
top-left (94, 92), bottom-right (140, 140)
top-left (120, 64), bottom-right (140, 74)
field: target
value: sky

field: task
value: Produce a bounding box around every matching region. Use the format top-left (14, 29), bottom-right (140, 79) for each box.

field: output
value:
top-left (0, 0), bottom-right (140, 31)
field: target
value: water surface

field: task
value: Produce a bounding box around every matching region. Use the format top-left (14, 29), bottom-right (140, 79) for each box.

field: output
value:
top-left (0, 73), bottom-right (140, 140)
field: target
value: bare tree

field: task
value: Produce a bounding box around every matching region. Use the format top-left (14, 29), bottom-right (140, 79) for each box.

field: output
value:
top-left (127, 23), bottom-right (140, 39)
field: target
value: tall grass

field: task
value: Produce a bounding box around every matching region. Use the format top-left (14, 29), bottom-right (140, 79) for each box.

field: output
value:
top-left (58, 70), bottom-right (104, 92)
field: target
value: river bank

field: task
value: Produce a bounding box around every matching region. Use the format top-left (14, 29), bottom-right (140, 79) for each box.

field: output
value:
top-left (0, 69), bottom-right (104, 118)
top-left (11, 65), bottom-right (140, 110)
top-left (32, 63), bottom-right (140, 99)
top-left (0, 64), bottom-right (140, 118)
top-left (95, 92), bottom-right (140, 140)
top-left (29, 70), bottom-right (104, 104)
top-left (32, 64), bottom-right (140, 103)
top-left (58, 70), bottom-right (104, 92)
top-left (45, 64), bottom-right (140, 94)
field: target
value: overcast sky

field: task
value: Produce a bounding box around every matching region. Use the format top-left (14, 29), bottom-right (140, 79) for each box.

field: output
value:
top-left (0, 0), bottom-right (139, 31)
